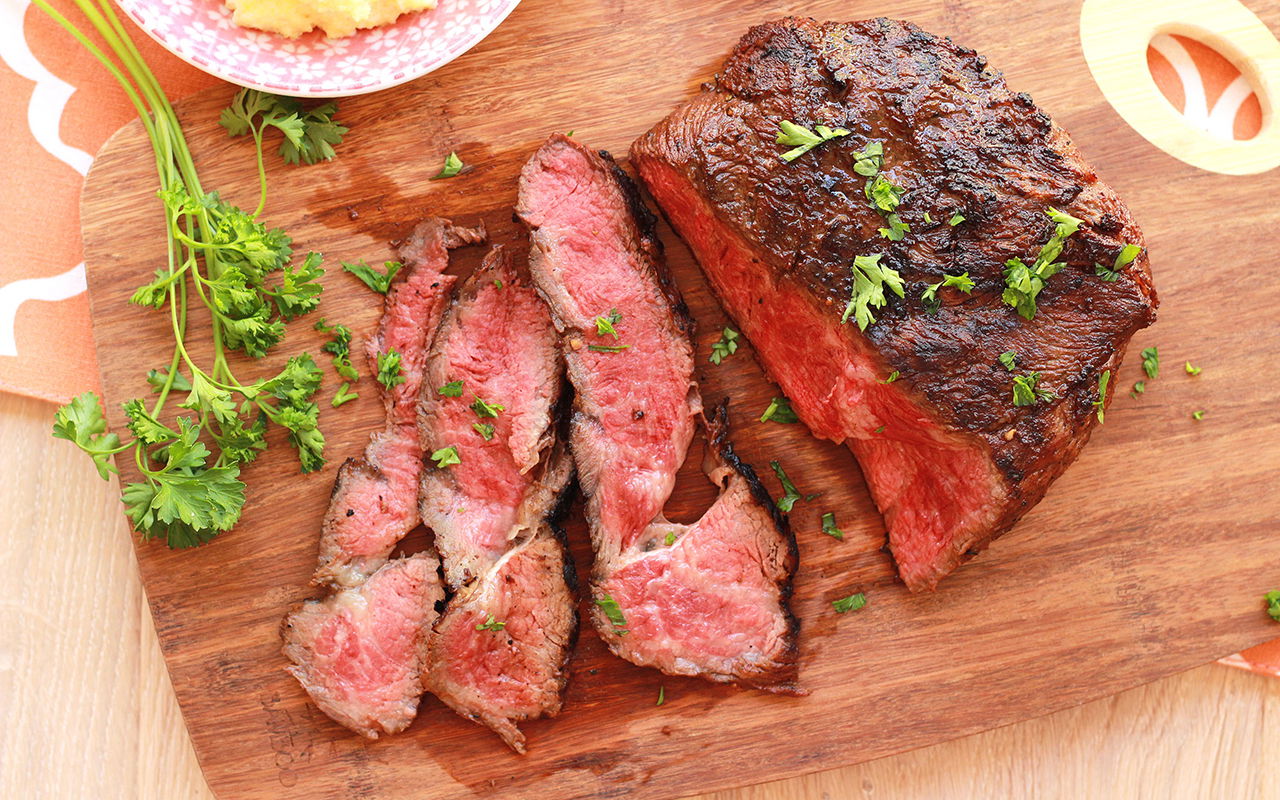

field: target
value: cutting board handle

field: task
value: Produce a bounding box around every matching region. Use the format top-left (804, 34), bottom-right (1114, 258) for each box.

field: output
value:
top-left (1080, 0), bottom-right (1279, 174)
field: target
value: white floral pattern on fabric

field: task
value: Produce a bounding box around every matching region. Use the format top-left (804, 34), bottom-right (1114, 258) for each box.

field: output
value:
top-left (115, 0), bottom-right (520, 97)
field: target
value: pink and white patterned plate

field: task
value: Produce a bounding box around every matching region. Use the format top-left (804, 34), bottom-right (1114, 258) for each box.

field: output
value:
top-left (115, 0), bottom-right (521, 97)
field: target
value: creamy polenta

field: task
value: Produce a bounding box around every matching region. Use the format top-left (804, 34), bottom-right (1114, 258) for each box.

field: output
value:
top-left (226, 0), bottom-right (436, 38)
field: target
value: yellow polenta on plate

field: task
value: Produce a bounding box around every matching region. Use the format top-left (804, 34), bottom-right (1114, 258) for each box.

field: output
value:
top-left (226, 0), bottom-right (438, 38)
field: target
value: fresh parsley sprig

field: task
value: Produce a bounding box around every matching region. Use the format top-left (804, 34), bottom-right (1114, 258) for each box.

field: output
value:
top-left (841, 254), bottom-right (904, 331)
top-left (776, 120), bottom-right (850, 162)
top-left (40, 3), bottom-right (345, 549)
top-left (710, 327), bottom-right (739, 365)
top-left (1002, 208), bottom-right (1082, 321)
top-left (1011, 371), bottom-right (1055, 407)
top-left (342, 259), bottom-right (402, 294)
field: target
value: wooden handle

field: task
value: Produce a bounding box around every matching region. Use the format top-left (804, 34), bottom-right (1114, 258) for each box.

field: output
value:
top-left (1080, 0), bottom-right (1279, 175)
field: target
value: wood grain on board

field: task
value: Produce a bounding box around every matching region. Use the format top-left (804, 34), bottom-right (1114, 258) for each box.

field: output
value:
top-left (79, 1), bottom-right (1280, 798)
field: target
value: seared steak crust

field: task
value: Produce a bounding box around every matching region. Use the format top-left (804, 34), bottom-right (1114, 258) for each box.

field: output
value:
top-left (418, 247), bottom-right (577, 752)
top-left (518, 134), bottom-right (800, 692)
top-left (631, 17), bottom-right (1157, 589)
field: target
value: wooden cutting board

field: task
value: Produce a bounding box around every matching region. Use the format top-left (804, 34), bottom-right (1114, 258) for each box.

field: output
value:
top-left (80, 1), bottom-right (1280, 798)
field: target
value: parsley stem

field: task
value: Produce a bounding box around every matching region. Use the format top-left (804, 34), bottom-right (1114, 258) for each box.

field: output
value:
top-left (251, 124), bottom-right (269, 219)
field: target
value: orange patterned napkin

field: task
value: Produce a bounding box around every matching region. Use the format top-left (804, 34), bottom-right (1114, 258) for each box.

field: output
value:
top-left (1, 3), bottom-right (1273, 673)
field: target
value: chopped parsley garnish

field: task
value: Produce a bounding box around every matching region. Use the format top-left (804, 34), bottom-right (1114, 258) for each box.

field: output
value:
top-left (1093, 370), bottom-right (1110, 424)
top-left (470, 397), bottom-right (505, 418)
top-left (1192, 410), bottom-right (1205, 421)
top-left (948, 212), bottom-right (966, 226)
top-left (664, 531), bottom-right (677, 546)
top-left (769, 460), bottom-right (806, 512)
top-left (775, 120), bottom-right (850, 162)
top-left (438, 380), bottom-right (464, 397)
top-left (1002, 207), bottom-right (1082, 320)
top-left (821, 512), bottom-right (844, 541)
top-left (1185, 361), bottom-right (1202, 376)
top-left (874, 425), bottom-right (886, 433)
top-left (342, 259), bottom-right (402, 294)
top-left (588, 344), bottom-right (631, 353)
top-left (840, 253), bottom-right (904, 330)
top-left (1095, 243), bottom-right (1141, 282)
top-left (1266, 591), bottom-right (1280, 622)
top-left (475, 614), bottom-right (505, 632)
top-left (881, 371), bottom-right (900, 384)
top-left (657, 686), bottom-right (665, 706)
top-left (998, 351), bottom-right (1018, 371)
top-left (314, 318), bottom-right (358, 381)
top-left (878, 213), bottom-right (910, 242)
top-left (473, 422), bottom-right (495, 440)
top-left (430, 446), bottom-right (460, 468)
top-left (852, 141), bottom-right (884, 176)
top-left (376, 349), bottom-right (405, 390)
top-left (760, 396), bottom-right (798, 424)
top-left (595, 308), bottom-right (623, 339)
top-left (921, 271), bottom-right (975, 313)
top-left (431, 151), bottom-right (465, 180)
top-left (1131, 380), bottom-right (1146, 397)
top-left (595, 594), bottom-right (629, 635)
top-left (710, 327), bottom-right (740, 364)
top-left (864, 175), bottom-right (904, 214)
top-left (1011, 372), bottom-right (1055, 407)
top-left (1141, 346), bottom-right (1160, 379)
top-left (331, 383), bottom-right (359, 408)
top-left (493, 279), bottom-right (503, 289)
top-left (833, 593), bottom-right (867, 613)
top-left (923, 211), bottom-right (934, 224)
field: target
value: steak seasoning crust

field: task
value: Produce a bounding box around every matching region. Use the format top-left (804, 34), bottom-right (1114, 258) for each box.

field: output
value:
top-left (417, 246), bottom-right (577, 753)
top-left (281, 219), bottom-right (484, 738)
top-left (631, 18), bottom-right (1158, 590)
top-left (518, 135), bottom-right (800, 693)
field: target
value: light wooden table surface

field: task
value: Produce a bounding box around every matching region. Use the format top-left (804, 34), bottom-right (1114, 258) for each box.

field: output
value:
top-left (2, 389), bottom-right (1277, 800)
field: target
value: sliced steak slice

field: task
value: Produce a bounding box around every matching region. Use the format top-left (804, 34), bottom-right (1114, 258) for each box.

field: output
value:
top-left (417, 247), bottom-right (577, 752)
top-left (284, 218), bottom-right (483, 739)
top-left (314, 218), bottom-right (485, 589)
top-left (282, 555), bottom-right (443, 738)
top-left (518, 134), bottom-right (800, 693)
top-left (631, 17), bottom-right (1158, 590)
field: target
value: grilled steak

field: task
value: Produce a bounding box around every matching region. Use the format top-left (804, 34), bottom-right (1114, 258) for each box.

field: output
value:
top-left (518, 135), bottom-right (799, 692)
top-left (283, 218), bottom-right (484, 738)
top-left (631, 17), bottom-right (1158, 590)
top-left (418, 247), bottom-right (577, 752)
top-left (315, 218), bottom-right (486, 589)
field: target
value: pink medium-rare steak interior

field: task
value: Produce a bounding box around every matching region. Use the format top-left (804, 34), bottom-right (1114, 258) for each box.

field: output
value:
top-left (518, 134), bottom-right (799, 692)
top-left (631, 17), bottom-right (1158, 590)
top-left (417, 246), bottom-right (577, 752)
top-left (284, 218), bottom-right (484, 739)
top-left (516, 135), bottom-right (699, 559)
top-left (282, 555), bottom-right (443, 739)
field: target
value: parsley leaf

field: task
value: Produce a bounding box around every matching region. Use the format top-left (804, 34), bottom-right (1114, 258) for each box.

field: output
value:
top-left (833, 593), bottom-right (867, 613)
top-left (475, 614), bottom-right (506, 632)
top-left (315, 318), bottom-right (358, 381)
top-left (470, 397), bottom-right (505, 418)
top-left (864, 175), bottom-right (904, 214)
top-left (878, 213), bottom-right (910, 242)
top-left (710, 327), bottom-right (740, 365)
top-left (1131, 380), bottom-right (1146, 398)
top-left (948, 212), bottom-right (966, 226)
top-left (431, 446), bottom-right (461, 468)
top-left (588, 344), bottom-right (631, 353)
top-left (439, 380), bottom-right (464, 397)
top-left (1093, 369), bottom-right (1110, 424)
top-left (760, 396), bottom-right (798, 424)
top-left (1185, 361), bottom-right (1202, 376)
top-left (52, 392), bottom-right (123, 480)
top-left (331, 383), bottom-right (359, 408)
top-left (342, 259), bottom-right (402, 295)
top-left (1002, 207), bottom-right (1082, 320)
top-left (921, 271), bottom-right (975, 313)
top-left (376, 349), bottom-right (405, 390)
top-left (1011, 372), bottom-right (1055, 407)
top-left (664, 531), bottom-right (677, 546)
top-left (595, 308), bottom-right (623, 339)
top-left (431, 151), bottom-right (465, 180)
top-left (266, 251), bottom-right (324, 320)
top-left (147, 368), bottom-right (192, 394)
top-left (840, 253), bottom-right (904, 330)
top-left (821, 512), bottom-right (844, 541)
top-left (881, 371), bottom-right (900, 384)
top-left (770, 460), bottom-right (805, 512)
top-left (1141, 346), bottom-right (1160, 379)
top-left (998, 351), bottom-right (1017, 371)
top-left (473, 422), bottom-right (495, 440)
top-left (595, 594), bottom-right (629, 635)
top-left (657, 686), bottom-right (665, 706)
top-left (1265, 591), bottom-right (1280, 622)
top-left (775, 120), bottom-right (850, 162)
top-left (1192, 410), bottom-right (1205, 421)
top-left (122, 398), bottom-right (178, 445)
